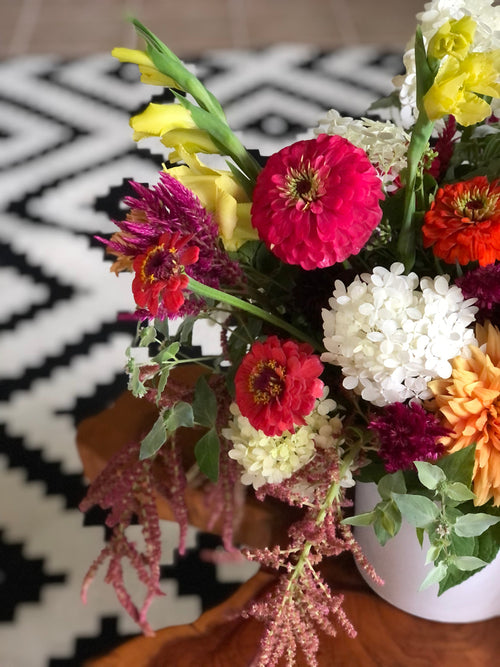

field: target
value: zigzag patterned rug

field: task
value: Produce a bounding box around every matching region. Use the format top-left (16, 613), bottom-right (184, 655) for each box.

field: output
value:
top-left (0, 46), bottom-right (402, 667)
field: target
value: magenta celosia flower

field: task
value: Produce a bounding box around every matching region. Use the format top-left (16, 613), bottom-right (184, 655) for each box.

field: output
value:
top-left (98, 172), bottom-right (242, 318)
top-left (369, 402), bottom-right (448, 473)
top-left (250, 134), bottom-right (384, 270)
top-left (456, 263), bottom-right (500, 326)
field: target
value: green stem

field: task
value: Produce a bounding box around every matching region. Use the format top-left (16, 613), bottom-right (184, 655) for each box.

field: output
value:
top-left (284, 443), bottom-right (362, 596)
top-left (397, 112), bottom-right (434, 271)
top-left (187, 277), bottom-right (322, 351)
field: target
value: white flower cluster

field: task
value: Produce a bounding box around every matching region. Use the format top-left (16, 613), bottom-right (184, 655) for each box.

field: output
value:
top-left (223, 396), bottom-right (343, 490)
top-left (315, 110), bottom-right (410, 188)
top-left (321, 263), bottom-right (478, 407)
top-left (394, 0), bottom-right (500, 125)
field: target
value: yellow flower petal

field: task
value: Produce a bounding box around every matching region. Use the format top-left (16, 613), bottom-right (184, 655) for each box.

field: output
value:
top-left (130, 103), bottom-right (195, 141)
top-left (428, 16), bottom-right (476, 61)
top-left (423, 48), bottom-right (500, 126)
top-left (166, 155), bottom-right (258, 250)
top-left (111, 47), bottom-right (181, 88)
top-left (160, 128), bottom-right (219, 160)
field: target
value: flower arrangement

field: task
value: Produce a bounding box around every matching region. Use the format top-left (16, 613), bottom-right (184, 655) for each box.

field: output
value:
top-left (81, 1), bottom-right (500, 665)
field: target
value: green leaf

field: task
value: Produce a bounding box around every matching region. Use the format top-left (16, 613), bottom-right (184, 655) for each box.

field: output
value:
top-left (178, 316), bottom-right (196, 346)
top-left (379, 500), bottom-right (402, 538)
top-left (140, 325), bottom-right (157, 347)
top-left (373, 516), bottom-right (392, 546)
top-left (156, 368), bottom-right (171, 400)
top-left (164, 401), bottom-right (194, 432)
top-left (392, 493), bottom-right (440, 528)
top-left (377, 470), bottom-right (406, 500)
top-left (414, 460), bottom-right (446, 490)
top-left (192, 375), bottom-right (218, 427)
top-left (452, 556), bottom-right (487, 572)
top-left (342, 511), bottom-right (376, 527)
top-left (425, 543), bottom-right (442, 565)
top-left (436, 443), bottom-right (475, 487)
top-left (453, 513), bottom-right (500, 538)
top-left (438, 512), bottom-right (500, 594)
top-left (140, 413), bottom-right (167, 459)
top-left (128, 363), bottom-right (147, 398)
top-left (194, 427), bottom-right (220, 482)
top-left (414, 26), bottom-right (437, 105)
top-left (419, 562), bottom-right (447, 590)
top-left (443, 481), bottom-right (476, 503)
top-left (152, 343), bottom-right (180, 366)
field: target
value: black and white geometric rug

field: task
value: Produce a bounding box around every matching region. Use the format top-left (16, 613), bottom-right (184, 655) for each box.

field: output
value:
top-left (0, 46), bottom-right (402, 667)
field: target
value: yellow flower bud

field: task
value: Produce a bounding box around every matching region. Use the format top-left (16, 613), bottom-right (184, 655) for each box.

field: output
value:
top-left (111, 48), bottom-right (181, 88)
top-left (428, 16), bottom-right (476, 61)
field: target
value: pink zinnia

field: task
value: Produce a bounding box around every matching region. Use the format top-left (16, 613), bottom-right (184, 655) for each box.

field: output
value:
top-left (234, 335), bottom-right (324, 437)
top-left (369, 402), bottom-right (448, 473)
top-left (250, 134), bottom-right (384, 270)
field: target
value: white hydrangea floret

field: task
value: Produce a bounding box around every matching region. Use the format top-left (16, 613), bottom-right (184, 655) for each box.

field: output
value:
top-left (315, 110), bottom-right (410, 187)
top-left (321, 263), bottom-right (478, 407)
top-left (223, 396), bottom-right (343, 490)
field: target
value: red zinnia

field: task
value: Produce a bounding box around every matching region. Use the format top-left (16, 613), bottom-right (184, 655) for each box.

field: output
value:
top-left (422, 176), bottom-right (500, 266)
top-left (132, 231), bottom-right (199, 317)
top-left (250, 134), bottom-right (384, 270)
top-left (234, 335), bottom-right (324, 436)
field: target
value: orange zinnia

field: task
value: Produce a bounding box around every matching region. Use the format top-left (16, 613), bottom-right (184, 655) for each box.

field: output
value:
top-left (428, 322), bottom-right (500, 506)
top-left (422, 176), bottom-right (500, 266)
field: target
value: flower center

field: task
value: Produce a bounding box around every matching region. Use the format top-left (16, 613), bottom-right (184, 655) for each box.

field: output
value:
top-left (284, 163), bottom-right (323, 208)
top-left (142, 243), bottom-right (178, 283)
top-left (456, 187), bottom-right (499, 222)
top-left (248, 360), bottom-right (286, 405)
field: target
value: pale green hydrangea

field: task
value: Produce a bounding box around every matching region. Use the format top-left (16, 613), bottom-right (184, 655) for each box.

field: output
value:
top-left (224, 396), bottom-right (343, 489)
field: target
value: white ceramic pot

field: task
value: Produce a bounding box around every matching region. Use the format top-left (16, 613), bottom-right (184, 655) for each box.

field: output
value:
top-left (354, 482), bottom-right (500, 623)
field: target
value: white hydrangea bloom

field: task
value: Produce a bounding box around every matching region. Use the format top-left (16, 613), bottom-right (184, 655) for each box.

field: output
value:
top-left (315, 110), bottom-right (410, 187)
top-left (223, 397), bottom-right (343, 490)
top-left (395, 0), bottom-right (500, 125)
top-left (321, 263), bottom-right (478, 407)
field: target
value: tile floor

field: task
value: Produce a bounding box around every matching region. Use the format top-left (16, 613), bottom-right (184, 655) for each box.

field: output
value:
top-left (1, 0), bottom-right (424, 58)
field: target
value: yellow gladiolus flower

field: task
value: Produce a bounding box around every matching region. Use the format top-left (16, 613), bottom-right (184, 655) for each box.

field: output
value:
top-left (111, 48), bottom-right (181, 88)
top-left (427, 16), bottom-right (476, 61)
top-left (130, 103), bottom-right (196, 141)
top-left (160, 128), bottom-right (219, 161)
top-left (167, 151), bottom-right (258, 251)
top-left (423, 50), bottom-right (500, 126)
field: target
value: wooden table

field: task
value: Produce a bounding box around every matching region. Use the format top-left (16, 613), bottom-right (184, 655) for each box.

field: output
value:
top-left (77, 384), bottom-right (500, 667)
